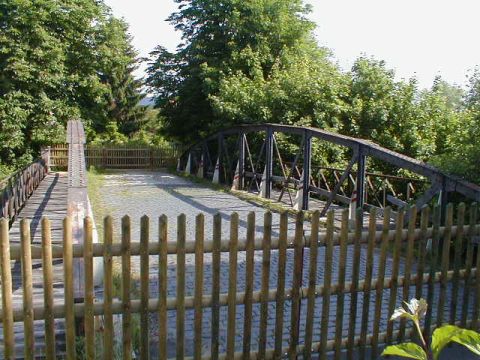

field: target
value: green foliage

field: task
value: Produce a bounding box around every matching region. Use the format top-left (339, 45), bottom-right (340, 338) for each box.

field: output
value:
top-left (146, 0), bottom-right (320, 142)
top-left (143, 0), bottom-right (480, 186)
top-left (0, 0), bottom-right (143, 173)
top-left (383, 343), bottom-right (427, 360)
top-left (432, 69), bottom-right (480, 184)
top-left (383, 299), bottom-right (480, 360)
top-left (342, 58), bottom-right (427, 160)
top-left (90, 122), bottom-right (128, 145)
top-left (211, 48), bottom-right (348, 129)
top-left (128, 108), bottom-right (172, 146)
top-left (384, 325), bottom-right (480, 360)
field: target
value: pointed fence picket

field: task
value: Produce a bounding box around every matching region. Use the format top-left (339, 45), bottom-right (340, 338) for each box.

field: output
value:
top-left (0, 203), bottom-right (479, 359)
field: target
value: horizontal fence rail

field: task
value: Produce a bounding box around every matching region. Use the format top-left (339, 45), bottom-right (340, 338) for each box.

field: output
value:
top-left (0, 203), bottom-right (479, 359)
top-left (49, 144), bottom-right (183, 170)
top-left (0, 151), bottom-right (49, 224)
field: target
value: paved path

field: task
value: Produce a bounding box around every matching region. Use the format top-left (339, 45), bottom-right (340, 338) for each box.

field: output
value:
top-left (90, 170), bottom-right (442, 358)
top-left (91, 170), bottom-right (310, 242)
top-left (1, 170), bottom-right (473, 359)
top-left (1, 172), bottom-right (68, 358)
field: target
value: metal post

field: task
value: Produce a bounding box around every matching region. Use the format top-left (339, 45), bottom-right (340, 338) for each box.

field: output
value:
top-left (202, 142), bottom-right (208, 179)
top-left (302, 131), bottom-right (312, 210)
top-left (238, 133), bottom-right (245, 190)
top-left (440, 176), bottom-right (448, 224)
top-left (265, 127), bottom-right (273, 199)
top-left (218, 133), bottom-right (224, 184)
top-left (356, 146), bottom-right (366, 211)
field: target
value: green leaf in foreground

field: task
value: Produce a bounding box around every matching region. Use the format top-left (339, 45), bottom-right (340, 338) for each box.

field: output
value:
top-left (431, 325), bottom-right (464, 359)
top-left (431, 325), bottom-right (480, 359)
top-left (451, 328), bottom-right (480, 356)
top-left (382, 343), bottom-right (427, 360)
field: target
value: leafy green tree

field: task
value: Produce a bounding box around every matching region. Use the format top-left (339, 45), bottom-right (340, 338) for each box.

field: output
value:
top-left (211, 48), bottom-right (348, 128)
top-left (340, 57), bottom-right (424, 157)
top-left (146, 0), bottom-right (320, 143)
top-left (94, 17), bottom-right (145, 136)
top-left (432, 69), bottom-right (480, 184)
top-left (0, 0), bottom-right (143, 173)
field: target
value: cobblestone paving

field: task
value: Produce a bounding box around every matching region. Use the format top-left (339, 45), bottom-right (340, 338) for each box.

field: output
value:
top-left (90, 170), bottom-right (473, 358)
top-left (94, 170), bottom-right (309, 241)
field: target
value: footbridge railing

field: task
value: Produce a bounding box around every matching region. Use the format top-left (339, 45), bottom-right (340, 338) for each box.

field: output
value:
top-left (0, 150), bottom-right (49, 225)
top-left (179, 124), bottom-right (480, 217)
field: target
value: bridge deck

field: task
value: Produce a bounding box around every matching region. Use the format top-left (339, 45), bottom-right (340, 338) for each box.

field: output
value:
top-left (1, 172), bottom-right (68, 358)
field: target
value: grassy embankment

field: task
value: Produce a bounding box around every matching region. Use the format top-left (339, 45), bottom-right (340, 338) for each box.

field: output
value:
top-left (85, 167), bottom-right (141, 356)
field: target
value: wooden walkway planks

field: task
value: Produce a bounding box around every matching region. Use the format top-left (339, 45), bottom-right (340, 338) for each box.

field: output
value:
top-left (1, 172), bottom-right (68, 358)
top-left (9, 172), bottom-right (68, 245)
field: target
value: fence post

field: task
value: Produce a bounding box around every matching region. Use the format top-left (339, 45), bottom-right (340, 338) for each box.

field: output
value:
top-left (264, 127), bottom-right (273, 199)
top-left (439, 176), bottom-right (449, 223)
top-left (238, 133), bottom-right (245, 190)
top-left (202, 142), bottom-right (209, 179)
top-left (289, 211), bottom-right (304, 358)
top-left (149, 147), bottom-right (154, 170)
top-left (0, 218), bottom-right (14, 359)
top-left (0, 188), bottom-right (6, 219)
top-left (217, 133), bottom-right (224, 184)
top-left (41, 146), bottom-right (51, 173)
top-left (63, 217), bottom-right (76, 360)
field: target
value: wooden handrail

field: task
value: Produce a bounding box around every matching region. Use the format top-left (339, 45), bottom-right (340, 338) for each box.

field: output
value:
top-left (0, 151), bottom-right (49, 223)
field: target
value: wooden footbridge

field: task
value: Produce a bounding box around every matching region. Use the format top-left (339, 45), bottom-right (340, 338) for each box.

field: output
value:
top-left (1, 120), bottom-right (480, 359)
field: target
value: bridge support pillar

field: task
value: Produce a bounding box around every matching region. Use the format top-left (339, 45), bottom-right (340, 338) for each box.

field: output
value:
top-left (356, 146), bottom-right (366, 213)
top-left (238, 133), bottom-right (245, 190)
top-left (302, 132), bottom-right (312, 210)
top-left (217, 133), bottom-right (224, 184)
top-left (264, 127), bottom-right (273, 199)
top-left (201, 142), bottom-right (209, 179)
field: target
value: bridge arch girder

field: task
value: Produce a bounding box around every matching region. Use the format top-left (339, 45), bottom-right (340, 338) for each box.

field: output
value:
top-left (180, 123), bottom-right (480, 215)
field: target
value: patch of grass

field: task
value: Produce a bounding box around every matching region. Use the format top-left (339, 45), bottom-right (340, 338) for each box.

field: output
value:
top-left (86, 166), bottom-right (128, 242)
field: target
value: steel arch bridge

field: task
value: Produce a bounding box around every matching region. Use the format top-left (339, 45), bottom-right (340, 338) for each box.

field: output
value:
top-left (179, 124), bottom-right (480, 218)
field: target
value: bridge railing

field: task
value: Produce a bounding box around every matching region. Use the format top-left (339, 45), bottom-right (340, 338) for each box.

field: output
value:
top-left (0, 203), bottom-right (479, 358)
top-left (0, 150), bottom-right (49, 224)
top-left (243, 164), bottom-right (428, 210)
top-left (179, 124), bottom-right (480, 218)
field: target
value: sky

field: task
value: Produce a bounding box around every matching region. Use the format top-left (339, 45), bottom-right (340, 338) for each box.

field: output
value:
top-left (104, 0), bottom-right (480, 90)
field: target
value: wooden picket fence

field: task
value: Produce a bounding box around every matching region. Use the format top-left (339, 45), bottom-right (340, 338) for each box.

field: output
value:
top-left (47, 144), bottom-right (69, 169)
top-left (0, 203), bottom-right (479, 359)
top-left (49, 144), bottom-right (182, 170)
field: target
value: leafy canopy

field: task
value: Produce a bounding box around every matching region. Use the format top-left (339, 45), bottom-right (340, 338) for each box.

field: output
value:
top-left (146, 0), bottom-right (325, 142)
top-left (0, 0), bottom-right (143, 173)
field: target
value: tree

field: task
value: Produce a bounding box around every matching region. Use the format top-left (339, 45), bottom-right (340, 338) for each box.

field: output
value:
top-left (340, 57), bottom-right (444, 160)
top-left (146, 0), bottom-right (320, 143)
top-left (432, 69), bottom-right (480, 184)
top-left (94, 17), bottom-right (145, 136)
top-left (0, 0), bottom-right (143, 173)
